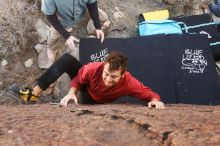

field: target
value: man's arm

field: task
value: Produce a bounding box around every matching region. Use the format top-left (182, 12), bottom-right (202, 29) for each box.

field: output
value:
top-left (86, 1), bottom-right (101, 29)
top-left (46, 14), bottom-right (79, 50)
top-left (60, 63), bottom-right (98, 107)
top-left (60, 64), bottom-right (92, 107)
top-left (46, 14), bottom-right (70, 40)
top-left (42, 0), bottom-right (70, 39)
top-left (59, 87), bottom-right (79, 107)
top-left (127, 74), bottom-right (165, 109)
top-left (86, 1), bottom-right (104, 43)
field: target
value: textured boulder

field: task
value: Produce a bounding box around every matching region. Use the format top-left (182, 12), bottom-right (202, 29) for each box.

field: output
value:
top-left (35, 19), bottom-right (50, 43)
top-left (0, 104), bottom-right (219, 146)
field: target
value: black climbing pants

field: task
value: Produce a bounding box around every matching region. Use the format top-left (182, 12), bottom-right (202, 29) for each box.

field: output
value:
top-left (36, 53), bottom-right (97, 104)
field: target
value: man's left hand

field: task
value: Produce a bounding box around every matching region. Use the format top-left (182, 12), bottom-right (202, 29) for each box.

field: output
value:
top-left (96, 29), bottom-right (104, 43)
top-left (148, 99), bottom-right (165, 109)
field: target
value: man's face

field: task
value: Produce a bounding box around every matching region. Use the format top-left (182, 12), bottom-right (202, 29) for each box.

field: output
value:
top-left (102, 63), bottom-right (123, 87)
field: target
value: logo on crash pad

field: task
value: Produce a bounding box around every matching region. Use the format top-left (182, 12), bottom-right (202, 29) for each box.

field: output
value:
top-left (90, 48), bottom-right (109, 62)
top-left (181, 49), bottom-right (207, 73)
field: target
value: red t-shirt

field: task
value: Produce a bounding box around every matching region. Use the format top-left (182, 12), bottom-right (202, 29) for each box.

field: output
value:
top-left (70, 62), bottom-right (160, 103)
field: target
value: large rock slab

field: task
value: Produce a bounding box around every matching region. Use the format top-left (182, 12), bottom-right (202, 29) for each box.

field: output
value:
top-left (0, 104), bottom-right (219, 146)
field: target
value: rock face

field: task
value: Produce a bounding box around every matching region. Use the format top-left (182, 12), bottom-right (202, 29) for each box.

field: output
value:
top-left (164, 0), bottom-right (211, 16)
top-left (37, 47), bottom-right (54, 69)
top-left (24, 59), bottom-right (33, 68)
top-left (0, 104), bottom-right (219, 146)
top-left (1, 60), bottom-right (8, 67)
top-left (34, 19), bottom-right (50, 44)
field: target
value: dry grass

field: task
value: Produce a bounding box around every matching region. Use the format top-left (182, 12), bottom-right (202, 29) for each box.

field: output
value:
top-left (0, 0), bottom-right (38, 59)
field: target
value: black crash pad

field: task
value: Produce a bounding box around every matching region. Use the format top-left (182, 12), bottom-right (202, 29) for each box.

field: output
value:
top-left (173, 13), bottom-right (220, 61)
top-left (79, 34), bottom-right (220, 105)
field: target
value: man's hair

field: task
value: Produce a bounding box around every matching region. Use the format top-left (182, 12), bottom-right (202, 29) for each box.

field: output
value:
top-left (104, 51), bottom-right (128, 74)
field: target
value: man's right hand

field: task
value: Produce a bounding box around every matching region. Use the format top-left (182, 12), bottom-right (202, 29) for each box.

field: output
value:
top-left (59, 94), bottom-right (78, 107)
top-left (148, 98), bottom-right (165, 109)
top-left (65, 36), bottom-right (79, 50)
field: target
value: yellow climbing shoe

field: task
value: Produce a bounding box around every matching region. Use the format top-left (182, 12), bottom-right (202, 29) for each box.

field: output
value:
top-left (9, 85), bottom-right (39, 104)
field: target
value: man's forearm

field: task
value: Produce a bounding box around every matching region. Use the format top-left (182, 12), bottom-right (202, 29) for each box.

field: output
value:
top-left (68, 87), bottom-right (78, 96)
top-left (87, 1), bottom-right (101, 29)
top-left (46, 14), bottom-right (70, 40)
top-left (150, 98), bottom-right (160, 102)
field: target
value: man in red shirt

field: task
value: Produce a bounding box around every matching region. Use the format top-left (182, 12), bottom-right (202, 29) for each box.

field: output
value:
top-left (17, 51), bottom-right (164, 109)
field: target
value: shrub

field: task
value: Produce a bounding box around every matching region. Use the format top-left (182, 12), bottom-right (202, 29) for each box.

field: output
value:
top-left (0, 0), bottom-right (38, 59)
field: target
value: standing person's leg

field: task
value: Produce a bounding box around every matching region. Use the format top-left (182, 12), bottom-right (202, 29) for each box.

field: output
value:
top-left (47, 26), bottom-right (61, 62)
top-left (46, 25), bottom-right (74, 94)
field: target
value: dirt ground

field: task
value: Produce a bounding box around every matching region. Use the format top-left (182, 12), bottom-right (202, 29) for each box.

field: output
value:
top-left (0, 103), bottom-right (220, 146)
